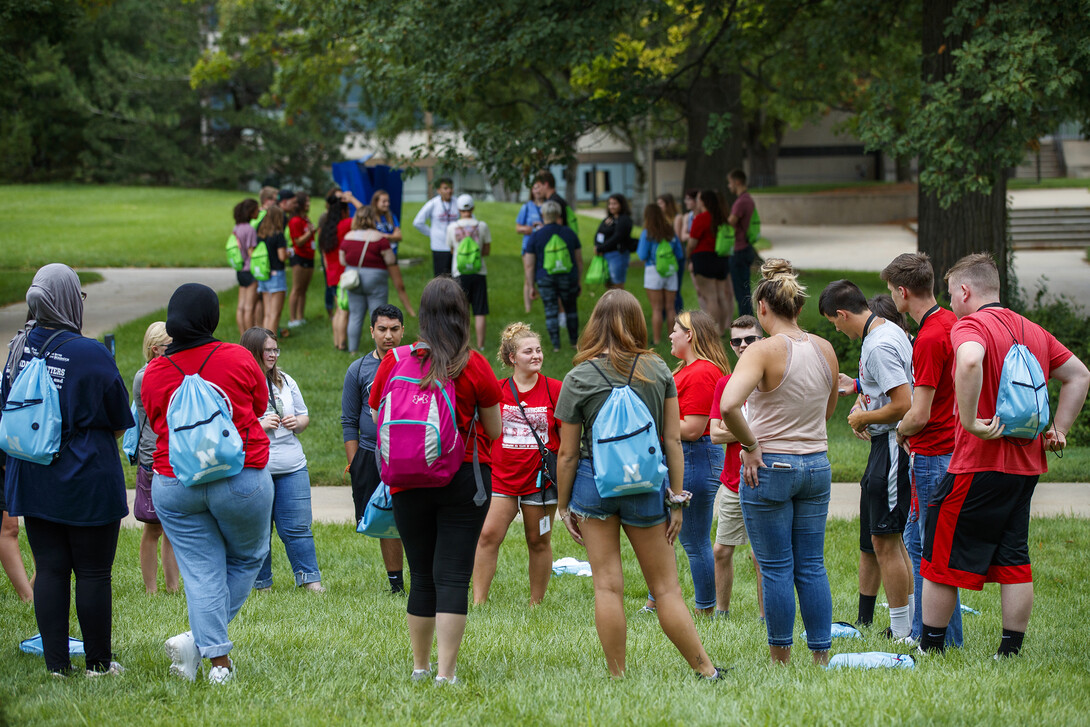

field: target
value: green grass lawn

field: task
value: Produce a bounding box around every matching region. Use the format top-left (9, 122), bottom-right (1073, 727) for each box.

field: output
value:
top-left (0, 270), bottom-right (102, 306)
top-left (2, 517), bottom-right (1089, 725)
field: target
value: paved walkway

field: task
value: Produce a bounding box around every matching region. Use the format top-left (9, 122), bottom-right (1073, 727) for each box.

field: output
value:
top-left (120, 481), bottom-right (1090, 528)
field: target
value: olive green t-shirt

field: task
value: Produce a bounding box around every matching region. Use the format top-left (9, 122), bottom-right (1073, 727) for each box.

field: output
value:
top-left (554, 354), bottom-right (677, 459)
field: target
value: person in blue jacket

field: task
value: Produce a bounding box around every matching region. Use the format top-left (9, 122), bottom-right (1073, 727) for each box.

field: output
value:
top-left (636, 204), bottom-right (684, 345)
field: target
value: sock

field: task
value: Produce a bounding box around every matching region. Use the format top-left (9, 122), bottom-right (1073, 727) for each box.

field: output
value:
top-left (857, 594), bottom-right (877, 626)
top-left (920, 623), bottom-right (948, 653)
top-left (907, 594), bottom-right (915, 628)
top-left (996, 629), bottom-right (1025, 657)
top-left (388, 570), bottom-right (404, 590)
top-left (889, 604), bottom-right (911, 638)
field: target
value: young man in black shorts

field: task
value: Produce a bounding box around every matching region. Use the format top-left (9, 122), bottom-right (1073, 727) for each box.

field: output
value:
top-left (821, 280), bottom-right (915, 640)
top-left (920, 254), bottom-right (1088, 656)
top-left (342, 304), bottom-right (407, 593)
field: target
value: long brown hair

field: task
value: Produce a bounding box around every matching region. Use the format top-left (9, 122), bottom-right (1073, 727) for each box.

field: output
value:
top-left (256, 206), bottom-right (284, 238)
top-left (657, 193), bottom-right (679, 220)
top-left (417, 277), bottom-right (470, 387)
top-left (371, 189), bottom-right (395, 228)
top-left (574, 289), bottom-right (656, 382)
top-left (350, 205), bottom-right (378, 231)
top-left (673, 310), bottom-right (731, 375)
top-left (240, 327), bottom-right (282, 388)
top-left (642, 204), bottom-right (674, 243)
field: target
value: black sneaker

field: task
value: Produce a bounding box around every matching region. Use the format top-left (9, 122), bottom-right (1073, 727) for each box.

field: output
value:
top-left (701, 666), bottom-right (731, 681)
top-left (389, 583), bottom-right (406, 595)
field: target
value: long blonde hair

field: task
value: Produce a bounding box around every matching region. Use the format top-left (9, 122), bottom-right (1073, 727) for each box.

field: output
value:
top-left (673, 310), bottom-right (731, 375)
top-left (574, 289), bottom-right (655, 382)
top-left (142, 321), bottom-right (170, 363)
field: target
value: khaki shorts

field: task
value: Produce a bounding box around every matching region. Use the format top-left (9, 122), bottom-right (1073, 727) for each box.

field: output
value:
top-left (715, 485), bottom-right (749, 546)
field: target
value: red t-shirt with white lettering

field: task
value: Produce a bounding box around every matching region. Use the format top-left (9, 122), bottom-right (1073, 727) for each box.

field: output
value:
top-left (909, 306), bottom-right (957, 456)
top-left (949, 307), bottom-right (1072, 475)
top-left (675, 358), bottom-right (723, 437)
top-left (711, 375), bottom-right (742, 492)
top-left (369, 348), bottom-right (502, 490)
top-left (490, 375), bottom-right (563, 496)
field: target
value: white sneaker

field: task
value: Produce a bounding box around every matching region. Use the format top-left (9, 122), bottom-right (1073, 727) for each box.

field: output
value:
top-left (208, 659), bottom-right (234, 685)
top-left (85, 661), bottom-right (125, 677)
top-left (435, 675), bottom-right (459, 686)
top-left (165, 631), bottom-right (200, 682)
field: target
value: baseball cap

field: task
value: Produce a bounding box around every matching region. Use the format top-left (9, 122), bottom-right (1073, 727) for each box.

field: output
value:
top-left (456, 194), bottom-right (474, 211)
top-left (278, 189), bottom-right (296, 202)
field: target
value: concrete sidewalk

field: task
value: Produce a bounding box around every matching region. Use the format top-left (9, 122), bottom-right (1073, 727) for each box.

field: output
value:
top-left (120, 482), bottom-right (1090, 528)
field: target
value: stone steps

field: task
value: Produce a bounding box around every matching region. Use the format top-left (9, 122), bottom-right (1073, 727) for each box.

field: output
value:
top-left (1010, 206), bottom-right (1090, 249)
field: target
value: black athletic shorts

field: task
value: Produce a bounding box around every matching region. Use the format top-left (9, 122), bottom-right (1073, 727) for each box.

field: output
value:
top-left (457, 274), bottom-right (489, 316)
top-left (690, 251), bottom-right (728, 280)
top-left (237, 270), bottom-right (256, 287)
top-left (859, 430), bottom-right (910, 552)
top-left (290, 255), bottom-right (315, 269)
top-left (349, 446), bottom-right (382, 525)
top-left (922, 470), bottom-right (1037, 590)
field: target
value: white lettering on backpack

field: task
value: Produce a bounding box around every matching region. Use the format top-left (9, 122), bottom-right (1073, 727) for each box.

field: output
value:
top-left (195, 448), bottom-right (219, 469)
top-left (623, 463), bottom-right (642, 483)
top-left (5, 436), bottom-right (20, 453)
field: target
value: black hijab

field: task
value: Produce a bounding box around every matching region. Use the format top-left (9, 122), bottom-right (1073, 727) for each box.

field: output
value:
top-left (165, 283), bottom-right (220, 355)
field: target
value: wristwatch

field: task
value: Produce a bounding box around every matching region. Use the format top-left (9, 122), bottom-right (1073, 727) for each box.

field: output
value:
top-left (741, 440), bottom-right (759, 453)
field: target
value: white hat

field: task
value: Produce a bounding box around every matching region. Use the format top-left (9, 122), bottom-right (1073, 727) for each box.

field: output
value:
top-left (456, 193), bottom-right (474, 211)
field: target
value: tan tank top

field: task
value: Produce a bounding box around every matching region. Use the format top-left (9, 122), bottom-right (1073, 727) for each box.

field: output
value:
top-left (747, 332), bottom-right (833, 454)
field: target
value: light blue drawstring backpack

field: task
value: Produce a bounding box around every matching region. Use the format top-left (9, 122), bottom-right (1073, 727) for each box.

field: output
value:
top-left (0, 330), bottom-right (73, 465)
top-left (163, 344), bottom-right (245, 486)
top-left (121, 402), bottom-right (140, 464)
top-left (984, 310), bottom-right (1051, 440)
top-left (357, 482), bottom-right (399, 538)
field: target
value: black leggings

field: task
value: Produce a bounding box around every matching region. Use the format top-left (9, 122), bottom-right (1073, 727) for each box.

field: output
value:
top-left (392, 463), bottom-right (490, 617)
top-left (23, 517), bottom-right (120, 672)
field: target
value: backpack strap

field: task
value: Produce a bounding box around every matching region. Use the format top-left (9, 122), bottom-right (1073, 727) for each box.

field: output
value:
top-left (164, 343), bottom-right (222, 378)
top-left (507, 377), bottom-right (549, 459)
top-left (468, 414), bottom-right (487, 507)
top-left (625, 353), bottom-right (642, 388)
top-left (36, 330), bottom-right (71, 359)
top-left (588, 359), bottom-right (616, 389)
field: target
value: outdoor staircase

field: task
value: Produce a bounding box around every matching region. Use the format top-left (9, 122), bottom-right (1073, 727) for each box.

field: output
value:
top-left (1010, 206), bottom-right (1090, 249)
top-left (1015, 142), bottom-right (1066, 180)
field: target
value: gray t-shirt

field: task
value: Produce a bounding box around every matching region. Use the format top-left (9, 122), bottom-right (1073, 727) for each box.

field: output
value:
top-left (132, 364), bottom-right (157, 468)
top-left (858, 319), bottom-right (913, 435)
top-left (554, 354), bottom-right (677, 459)
top-left (341, 350), bottom-right (382, 450)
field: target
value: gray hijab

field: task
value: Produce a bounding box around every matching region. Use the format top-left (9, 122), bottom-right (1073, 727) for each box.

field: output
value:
top-left (7, 264), bottom-right (84, 385)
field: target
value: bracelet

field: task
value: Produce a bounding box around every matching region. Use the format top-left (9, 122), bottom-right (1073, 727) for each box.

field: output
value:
top-left (665, 490), bottom-right (692, 510)
top-left (854, 378), bottom-right (862, 394)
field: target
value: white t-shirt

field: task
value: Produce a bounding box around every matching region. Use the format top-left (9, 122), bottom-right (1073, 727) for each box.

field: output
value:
top-left (858, 318), bottom-right (913, 435)
top-left (412, 195), bottom-right (460, 252)
top-left (266, 371), bottom-right (309, 475)
top-left (446, 218), bottom-right (491, 277)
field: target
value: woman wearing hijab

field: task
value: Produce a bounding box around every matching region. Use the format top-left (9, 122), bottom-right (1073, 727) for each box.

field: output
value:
top-left (140, 284), bottom-right (273, 685)
top-left (1, 264), bottom-right (134, 677)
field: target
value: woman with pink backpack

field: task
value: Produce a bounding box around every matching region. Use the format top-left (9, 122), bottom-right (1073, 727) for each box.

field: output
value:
top-left (368, 277), bottom-right (501, 685)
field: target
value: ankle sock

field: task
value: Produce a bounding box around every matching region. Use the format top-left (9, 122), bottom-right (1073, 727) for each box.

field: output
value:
top-left (996, 628), bottom-right (1025, 657)
top-left (889, 604), bottom-right (911, 638)
top-left (920, 623), bottom-right (948, 653)
top-left (857, 594), bottom-right (877, 626)
top-left (388, 570), bottom-right (404, 590)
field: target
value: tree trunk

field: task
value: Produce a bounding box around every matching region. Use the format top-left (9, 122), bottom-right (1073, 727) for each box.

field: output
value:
top-left (746, 116), bottom-right (785, 189)
top-left (564, 158), bottom-right (579, 207)
top-left (683, 72), bottom-right (745, 192)
top-left (919, 0), bottom-right (1011, 301)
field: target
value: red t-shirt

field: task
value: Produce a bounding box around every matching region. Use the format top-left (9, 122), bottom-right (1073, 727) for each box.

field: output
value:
top-left (369, 348), bottom-right (503, 477)
top-left (490, 375), bottom-right (563, 496)
top-left (140, 342), bottom-right (270, 477)
top-left (341, 233), bottom-right (392, 270)
top-left (323, 218), bottom-right (352, 287)
top-left (675, 358), bottom-right (723, 437)
top-left (909, 306), bottom-right (957, 456)
top-left (948, 307), bottom-right (1072, 475)
top-left (288, 215), bottom-right (314, 260)
top-left (711, 375), bottom-right (742, 492)
top-left (688, 211), bottom-right (716, 255)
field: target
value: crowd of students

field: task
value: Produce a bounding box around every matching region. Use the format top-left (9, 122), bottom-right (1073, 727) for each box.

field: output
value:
top-left (2, 199), bottom-right (1087, 685)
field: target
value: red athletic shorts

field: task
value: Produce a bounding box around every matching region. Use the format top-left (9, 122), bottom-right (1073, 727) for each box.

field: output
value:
top-left (922, 471), bottom-right (1038, 590)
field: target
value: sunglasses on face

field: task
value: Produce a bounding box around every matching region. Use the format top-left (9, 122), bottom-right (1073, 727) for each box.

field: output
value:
top-left (730, 335), bottom-right (761, 347)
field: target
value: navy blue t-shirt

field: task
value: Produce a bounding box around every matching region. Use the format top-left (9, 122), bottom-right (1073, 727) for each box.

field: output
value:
top-left (527, 223), bottom-right (581, 281)
top-left (2, 327), bottom-right (133, 526)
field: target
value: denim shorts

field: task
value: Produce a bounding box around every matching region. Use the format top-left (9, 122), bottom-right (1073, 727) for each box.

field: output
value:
top-left (257, 269), bottom-right (287, 294)
top-left (604, 250), bottom-right (630, 285)
top-left (569, 459), bottom-right (668, 527)
top-left (494, 483), bottom-right (558, 507)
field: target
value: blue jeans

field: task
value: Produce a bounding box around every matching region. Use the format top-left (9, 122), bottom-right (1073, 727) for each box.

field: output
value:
top-left (604, 250), bottom-right (630, 285)
top-left (729, 246), bottom-right (756, 316)
top-left (254, 466), bottom-right (322, 589)
top-left (741, 452), bottom-right (833, 651)
top-left (677, 438), bottom-right (722, 610)
top-left (153, 468), bottom-right (274, 659)
top-left (905, 451), bottom-right (962, 645)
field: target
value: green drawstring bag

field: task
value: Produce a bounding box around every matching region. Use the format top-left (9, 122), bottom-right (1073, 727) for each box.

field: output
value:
top-left (585, 255), bottom-right (609, 286)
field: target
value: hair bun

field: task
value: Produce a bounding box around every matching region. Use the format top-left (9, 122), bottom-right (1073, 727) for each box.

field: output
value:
top-left (761, 258), bottom-right (795, 280)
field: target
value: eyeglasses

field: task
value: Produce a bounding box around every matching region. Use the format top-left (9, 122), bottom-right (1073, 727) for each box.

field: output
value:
top-left (263, 348), bottom-right (281, 356)
top-left (730, 335), bottom-right (761, 346)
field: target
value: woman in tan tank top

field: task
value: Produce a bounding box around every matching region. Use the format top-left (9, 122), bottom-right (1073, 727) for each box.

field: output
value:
top-left (718, 259), bottom-right (840, 666)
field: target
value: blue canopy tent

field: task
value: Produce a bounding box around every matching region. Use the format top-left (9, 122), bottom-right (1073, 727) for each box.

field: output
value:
top-left (331, 158), bottom-right (404, 223)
